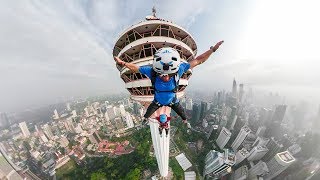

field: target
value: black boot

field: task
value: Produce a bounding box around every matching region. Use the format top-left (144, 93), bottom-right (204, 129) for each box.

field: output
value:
top-left (159, 128), bottom-right (163, 137)
top-left (165, 128), bottom-right (169, 137)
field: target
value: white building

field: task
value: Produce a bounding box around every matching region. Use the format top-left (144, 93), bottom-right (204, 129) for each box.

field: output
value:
top-left (204, 149), bottom-right (235, 178)
top-left (119, 104), bottom-right (126, 116)
top-left (72, 110), bottom-right (77, 118)
top-left (66, 103), bottom-right (71, 111)
top-left (43, 124), bottom-right (54, 140)
top-left (54, 109), bottom-right (59, 119)
top-left (186, 99), bottom-right (193, 111)
top-left (84, 107), bottom-right (90, 117)
top-left (175, 153), bottom-right (192, 171)
top-left (125, 112), bottom-right (134, 128)
top-left (216, 127), bottom-right (231, 149)
top-left (39, 132), bottom-right (48, 143)
top-left (19, 122), bottom-right (30, 138)
top-left (263, 151), bottom-right (295, 180)
top-left (106, 106), bottom-right (116, 120)
top-left (247, 145), bottom-right (269, 161)
top-left (231, 125), bottom-right (251, 151)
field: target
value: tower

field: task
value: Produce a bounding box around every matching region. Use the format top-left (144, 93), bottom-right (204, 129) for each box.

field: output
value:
top-left (263, 151), bottom-right (295, 180)
top-left (216, 127), bottom-right (231, 149)
top-left (203, 149), bottom-right (236, 178)
top-left (232, 78), bottom-right (237, 97)
top-left (112, 8), bottom-right (197, 177)
top-left (19, 121), bottom-right (30, 138)
top-left (231, 125), bottom-right (251, 151)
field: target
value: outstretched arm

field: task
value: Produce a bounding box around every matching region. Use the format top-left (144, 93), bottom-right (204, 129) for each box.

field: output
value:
top-left (114, 56), bottom-right (139, 73)
top-left (189, 40), bottom-right (224, 68)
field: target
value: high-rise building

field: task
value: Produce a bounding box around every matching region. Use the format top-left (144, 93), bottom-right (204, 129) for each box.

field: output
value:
top-left (200, 102), bottom-right (208, 121)
top-left (53, 109), bottom-right (59, 119)
top-left (262, 137), bottom-right (283, 162)
top-left (203, 149), bottom-right (235, 178)
top-left (216, 127), bottom-right (231, 149)
top-left (247, 145), bottom-right (269, 161)
top-left (226, 106), bottom-right (237, 130)
top-left (88, 131), bottom-right (101, 144)
top-left (287, 144), bottom-right (301, 156)
top-left (42, 124), bottom-right (54, 140)
top-left (192, 104), bottom-right (201, 123)
top-left (231, 125), bottom-right (251, 151)
top-left (66, 103), bottom-right (71, 111)
top-left (248, 161), bottom-right (269, 179)
top-left (124, 112), bottom-right (134, 128)
top-left (112, 7), bottom-right (197, 177)
top-left (72, 110), bottom-right (77, 118)
top-left (255, 126), bottom-right (266, 137)
top-left (232, 78), bottom-right (237, 97)
top-left (263, 151), bottom-right (295, 180)
top-left (238, 84), bottom-right (244, 102)
top-left (235, 148), bottom-right (249, 165)
top-left (186, 98), bottom-right (193, 111)
top-left (119, 104), bottom-right (126, 116)
top-left (259, 108), bottom-right (273, 125)
top-left (106, 105), bottom-right (116, 120)
top-left (133, 102), bottom-right (139, 115)
top-left (19, 121), bottom-right (30, 138)
top-left (64, 118), bottom-right (75, 133)
top-left (252, 137), bottom-right (270, 147)
top-left (84, 107), bottom-right (90, 117)
top-left (231, 165), bottom-right (248, 180)
top-left (202, 119), bottom-right (208, 128)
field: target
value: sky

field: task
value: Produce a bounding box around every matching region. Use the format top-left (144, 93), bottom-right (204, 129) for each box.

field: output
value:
top-left (0, 0), bottom-right (320, 112)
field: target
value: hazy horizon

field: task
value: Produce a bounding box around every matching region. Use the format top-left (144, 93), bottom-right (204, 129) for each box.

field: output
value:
top-left (1, 0), bottom-right (320, 112)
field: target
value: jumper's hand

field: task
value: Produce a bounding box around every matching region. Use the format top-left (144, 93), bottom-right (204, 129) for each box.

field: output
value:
top-left (114, 56), bottom-right (125, 66)
top-left (211, 40), bottom-right (224, 52)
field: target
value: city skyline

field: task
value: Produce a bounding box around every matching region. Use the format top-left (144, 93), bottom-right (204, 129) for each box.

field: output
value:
top-left (1, 0), bottom-right (320, 112)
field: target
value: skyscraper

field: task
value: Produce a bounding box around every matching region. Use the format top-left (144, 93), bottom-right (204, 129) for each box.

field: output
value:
top-left (263, 151), bottom-right (295, 180)
top-left (186, 98), bottom-right (193, 111)
top-left (204, 149), bottom-right (236, 178)
top-left (232, 78), bottom-right (237, 97)
top-left (200, 101), bottom-right (208, 121)
top-left (19, 121), bottom-right (30, 138)
top-left (66, 103), bottom-right (71, 111)
top-left (112, 7), bottom-right (197, 177)
top-left (255, 126), bottom-right (266, 137)
top-left (238, 84), bottom-right (244, 102)
top-left (53, 109), bottom-right (59, 119)
top-left (235, 148), bottom-right (249, 165)
top-left (262, 137), bottom-right (283, 162)
top-left (231, 125), bottom-right (251, 151)
top-left (42, 124), bottom-right (54, 140)
top-left (247, 145), bottom-right (269, 161)
top-left (226, 106), bottom-right (237, 130)
top-left (192, 104), bottom-right (201, 123)
top-left (216, 127), bottom-right (232, 149)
